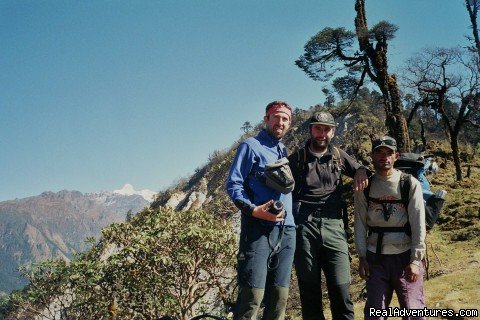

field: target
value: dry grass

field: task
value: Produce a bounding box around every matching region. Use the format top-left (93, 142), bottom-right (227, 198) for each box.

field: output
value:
top-left (286, 150), bottom-right (480, 320)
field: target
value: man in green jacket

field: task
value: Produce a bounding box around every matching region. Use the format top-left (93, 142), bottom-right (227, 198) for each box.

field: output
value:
top-left (288, 111), bottom-right (368, 320)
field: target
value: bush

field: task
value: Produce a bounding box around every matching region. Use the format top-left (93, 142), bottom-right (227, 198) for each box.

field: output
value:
top-left (6, 208), bottom-right (237, 320)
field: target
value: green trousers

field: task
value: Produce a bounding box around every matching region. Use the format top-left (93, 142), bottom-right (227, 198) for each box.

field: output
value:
top-left (295, 216), bottom-right (354, 320)
top-left (234, 285), bottom-right (289, 320)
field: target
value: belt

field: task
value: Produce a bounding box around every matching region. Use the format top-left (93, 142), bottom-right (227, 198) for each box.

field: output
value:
top-left (301, 202), bottom-right (325, 210)
top-left (301, 203), bottom-right (341, 219)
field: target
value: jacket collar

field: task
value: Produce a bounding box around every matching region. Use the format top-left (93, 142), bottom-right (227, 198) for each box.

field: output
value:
top-left (257, 129), bottom-right (281, 147)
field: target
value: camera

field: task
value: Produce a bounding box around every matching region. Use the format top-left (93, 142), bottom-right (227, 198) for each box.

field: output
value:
top-left (269, 200), bottom-right (285, 218)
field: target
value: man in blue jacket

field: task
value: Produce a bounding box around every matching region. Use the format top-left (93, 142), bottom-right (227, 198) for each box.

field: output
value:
top-left (226, 101), bottom-right (296, 320)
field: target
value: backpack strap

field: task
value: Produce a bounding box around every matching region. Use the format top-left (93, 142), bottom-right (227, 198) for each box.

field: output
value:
top-left (367, 225), bottom-right (409, 254)
top-left (365, 173), bottom-right (412, 207)
top-left (363, 175), bottom-right (373, 204)
top-left (293, 144), bottom-right (343, 197)
top-left (296, 145), bottom-right (307, 174)
top-left (293, 146), bottom-right (308, 198)
top-left (366, 172), bottom-right (413, 254)
top-left (277, 143), bottom-right (287, 159)
top-left (331, 146), bottom-right (343, 170)
top-left (330, 146), bottom-right (349, 236)
top-left (399, 172), bottom-right (412, 209)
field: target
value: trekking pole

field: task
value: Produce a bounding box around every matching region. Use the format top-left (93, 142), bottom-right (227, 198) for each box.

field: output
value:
top-left (430, 242), bottom-right (445, 270)
top-left (424, 245), bottom-right (430, 280)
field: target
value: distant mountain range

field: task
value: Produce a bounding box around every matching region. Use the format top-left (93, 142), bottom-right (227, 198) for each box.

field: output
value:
top-left (0, 186), bottom-right (155, 295)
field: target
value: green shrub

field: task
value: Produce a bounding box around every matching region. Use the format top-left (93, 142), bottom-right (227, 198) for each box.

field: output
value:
top-left (6, 208), bottom-right (237, 320)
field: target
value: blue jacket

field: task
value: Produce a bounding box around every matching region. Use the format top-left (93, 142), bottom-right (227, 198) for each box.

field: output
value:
top-left (226, 129), bottom-right (294, 227)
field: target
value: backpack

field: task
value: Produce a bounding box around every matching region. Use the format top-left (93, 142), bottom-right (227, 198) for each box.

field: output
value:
top-left (364, 172), bottom-right (415, 255)
top-left (393, 152), bottom-right (446, 230)
top-left (364, 153), bottom-right (447, 279)
top-left (364, 153), bottom-right (446, 233)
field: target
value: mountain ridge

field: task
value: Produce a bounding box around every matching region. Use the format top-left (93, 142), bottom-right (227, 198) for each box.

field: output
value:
top-left (0, 188), bottom-right (151, 295)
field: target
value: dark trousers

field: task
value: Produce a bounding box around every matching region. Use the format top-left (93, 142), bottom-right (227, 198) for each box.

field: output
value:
top-left (295, 213), bottom-right (354, 320)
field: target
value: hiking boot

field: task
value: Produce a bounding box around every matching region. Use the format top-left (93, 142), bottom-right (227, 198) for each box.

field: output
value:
top-left (262, 285), bottom-right (289, 320)
top-left (234, 286), bottom-right (264, 320)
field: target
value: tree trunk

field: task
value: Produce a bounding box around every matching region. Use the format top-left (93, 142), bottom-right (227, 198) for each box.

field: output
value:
top-left (388, 75), bottom-right (411, 152)
top-left (451, 132), bottom-right (463, 180)
top-left (354, 0), bottom-right (410, 151)
top-left (420, 116), bottom-right (427, 152)
top-left (466, 0), bottom-right (480, 59)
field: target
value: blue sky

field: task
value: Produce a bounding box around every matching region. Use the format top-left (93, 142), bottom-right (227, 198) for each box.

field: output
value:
top-left (0, 1), bottom-right (470, 201)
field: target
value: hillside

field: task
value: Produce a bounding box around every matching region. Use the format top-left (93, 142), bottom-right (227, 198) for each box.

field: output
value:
top-left (0, 190), bottom-right (149, 295)
top-left (2, 105), bottom-right (479, 319)
top-left (150, 106), bottom-right (365, 215)
top-left (347, 159), bottom-right (480, 319)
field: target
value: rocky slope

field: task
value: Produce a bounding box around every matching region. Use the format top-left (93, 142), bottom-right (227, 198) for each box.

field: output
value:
top-left (0, 189), bottom-right (150, 295)
top-left (150, 106), bottom-right (369, 216)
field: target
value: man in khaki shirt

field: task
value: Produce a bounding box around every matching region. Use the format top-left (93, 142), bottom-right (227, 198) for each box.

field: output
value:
top-left (354, 136), bottom-right (426, 320)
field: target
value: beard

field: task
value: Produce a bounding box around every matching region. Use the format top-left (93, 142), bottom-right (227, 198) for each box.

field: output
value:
top-left (266, 125), bottom-right (286, 139)
top-left (310, 137), bottom-right (331, 151)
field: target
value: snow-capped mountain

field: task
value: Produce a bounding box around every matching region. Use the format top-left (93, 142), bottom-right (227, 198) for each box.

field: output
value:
top-left (113, 183), bottom-right (156, 202)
